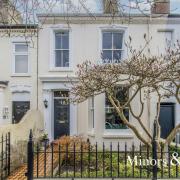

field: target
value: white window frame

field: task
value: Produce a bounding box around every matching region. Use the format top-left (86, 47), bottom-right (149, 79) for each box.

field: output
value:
top-left (88, 96), bottom-right (95, 131)
top-left (12, 42), bottom-right (30, 76)
top-left (102, 31), bottom-right (124, 63)
top-left (105, 87), bottom-right (129, 130)
top-left (49, 27), bottom-right (73, 71)
top-left (102, 91), bottom-right (133, 138)
top-left (98, 25), bottom-right (128, 64)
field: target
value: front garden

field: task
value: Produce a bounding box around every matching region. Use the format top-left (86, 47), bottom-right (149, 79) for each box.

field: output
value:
top-left (32, 136), bottom-right (180, 179)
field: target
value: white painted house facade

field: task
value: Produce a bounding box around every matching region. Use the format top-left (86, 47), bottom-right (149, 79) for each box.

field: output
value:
top-left (0, 25), bottom-right (38, 125)
top-left (37, 4), bottom-right (180, 145)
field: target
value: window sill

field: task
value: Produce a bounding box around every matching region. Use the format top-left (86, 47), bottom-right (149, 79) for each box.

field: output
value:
top-left (11, 74), bottom-right (31, 77)
top-left (88, 129), bottom-right (95, 137)
top-left (49, 67), bottom-right (73, 72)
top-left (103, 131), bottom-right (134, 139)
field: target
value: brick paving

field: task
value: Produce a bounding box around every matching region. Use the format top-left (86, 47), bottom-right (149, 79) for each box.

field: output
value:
top-left (7, 145), bottom-right (60, 180)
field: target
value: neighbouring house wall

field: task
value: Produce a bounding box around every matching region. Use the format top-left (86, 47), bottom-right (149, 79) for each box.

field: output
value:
top-left (0, 30), bottom-right (38, 125)
top-left (0, 109), bottom-right (44, 170)
top-left (0, 110), bottom-right (44, 144)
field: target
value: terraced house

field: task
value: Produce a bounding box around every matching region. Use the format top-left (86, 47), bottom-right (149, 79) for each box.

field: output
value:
top-left (0, 0), bottom-right (38, 126)
top-left (37, 0), bottom-right (180, 146)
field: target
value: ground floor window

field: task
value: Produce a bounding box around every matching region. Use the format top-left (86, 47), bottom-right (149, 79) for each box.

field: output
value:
top-left (105, 87), bottom-right (129, 129)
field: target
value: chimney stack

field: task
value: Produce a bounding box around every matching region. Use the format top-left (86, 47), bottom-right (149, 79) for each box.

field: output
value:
top-left (0, 0), bottom-right (22, 24)
top-left (103, 0), bottom-right (119, 14)
top-left (151, 0), bottom-right (170, 14)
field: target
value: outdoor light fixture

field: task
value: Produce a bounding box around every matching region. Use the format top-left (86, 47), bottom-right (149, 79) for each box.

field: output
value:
top-left (43, 99), bottom-right (48, 108)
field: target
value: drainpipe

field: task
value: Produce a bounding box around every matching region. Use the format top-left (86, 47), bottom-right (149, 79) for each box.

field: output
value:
top-left (36, 26), bottom-right (39, 110)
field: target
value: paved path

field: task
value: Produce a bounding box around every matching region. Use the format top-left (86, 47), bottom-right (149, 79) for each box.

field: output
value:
top-left (7, 145), bottom-right (60, 180)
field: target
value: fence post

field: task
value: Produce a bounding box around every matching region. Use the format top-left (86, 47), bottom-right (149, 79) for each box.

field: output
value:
top-left (152, 120), bottom-right (158, 180)
top-left (7, 132), bottom-right (10, 176)
top-left (25, 129), bottom-right (34, 180)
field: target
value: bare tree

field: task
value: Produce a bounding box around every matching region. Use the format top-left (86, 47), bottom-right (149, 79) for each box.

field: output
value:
top-left (71, 37), bottom-right (180, 150)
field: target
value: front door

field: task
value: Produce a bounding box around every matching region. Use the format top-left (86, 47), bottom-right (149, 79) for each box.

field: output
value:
top-left (54, 91), bottom-right (70, 139)
top-left (159, 103), bottom-right (175, 139)
top-left (12, 101), bottom-right (30, 124)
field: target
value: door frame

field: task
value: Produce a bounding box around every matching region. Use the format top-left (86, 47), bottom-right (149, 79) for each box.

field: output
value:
top-left (42, 82), bottom-right (78, 142)
top-left (53, 90), bottom-right (70, 139)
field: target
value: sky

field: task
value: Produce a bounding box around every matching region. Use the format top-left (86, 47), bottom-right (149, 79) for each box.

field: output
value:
top-left (15, 0), bottom-right (180, 24)
top-left (45, 0), bottom-right (180, 14)
top-left (82, 0), bottom-right (180, 14)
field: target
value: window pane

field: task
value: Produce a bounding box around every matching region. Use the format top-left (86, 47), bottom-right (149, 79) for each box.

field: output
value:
top-left (15, 55), bottom-right (28, 73)
top-left (116, 87), bottom-right (128, 103)
top-left (105, 108), bottom-right (128, 129)
top-left (62, 33), bottom-right (69, 49)
top-left (55, 50), bottom-right (62, 67)
top-left (55, 33), bottom-right (62, 49)
top-left (113, 50), bottom-right (122, 62)
top-left (15, 44), bottom-right (28, 52)
top-left (62, 50), bottom-right (69, 67)
top-left (103, 32), bottom-right (112, 49)
top-left (88, 96), bottom-right (94, 129)
top-left (105, 87), bottom-right (129, 129)
top-left (102, 50), bottom-right (112, 63)
top-left (113, 33), bottom-right (123, 49)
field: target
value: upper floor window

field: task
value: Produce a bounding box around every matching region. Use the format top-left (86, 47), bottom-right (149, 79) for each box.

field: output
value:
top-left (105, 87), bottom-right (129, 129)
top-left (13, 43), bottom-right (29, 74)
top-left (55, 31), bottom-right (69, 67)
top-left (102, 31), bottom-right (123, 63)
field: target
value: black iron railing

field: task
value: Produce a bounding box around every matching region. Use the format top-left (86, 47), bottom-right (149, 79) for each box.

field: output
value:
top-left (26, 125), bottom-right (180, 180)
top-left (0, 132), bottom-right (10, 180)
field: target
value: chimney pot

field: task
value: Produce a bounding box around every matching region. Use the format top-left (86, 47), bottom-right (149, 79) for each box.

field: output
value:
top-left (103, 0), bottom-right (118, 14)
